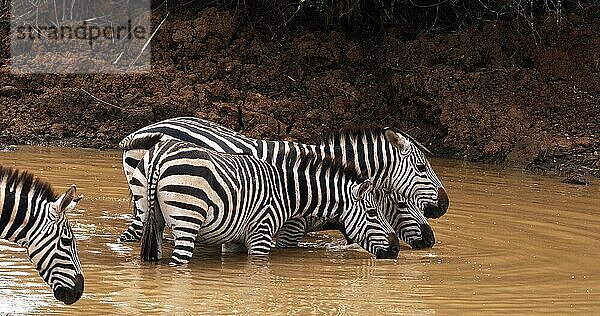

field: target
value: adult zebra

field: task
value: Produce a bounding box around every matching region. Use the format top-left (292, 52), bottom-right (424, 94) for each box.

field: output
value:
top-left (130, 138), bottom-right (400, 264)
top-left (119, 117), bottom-right (448, 248)
top-left (0, 166), bottom-right (84, 305)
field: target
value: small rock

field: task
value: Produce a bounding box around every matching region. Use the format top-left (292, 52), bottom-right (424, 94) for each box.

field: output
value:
top-left (0, 86), bottom-right (20, 96)
top-left (562, 175), bottom-right (589, 185)
top-left (574, 136), bottom-right (591, 146)
top-left (0, 145), bottom-right (17, 152)
top-left (505, 137), bottom-right (540, 168)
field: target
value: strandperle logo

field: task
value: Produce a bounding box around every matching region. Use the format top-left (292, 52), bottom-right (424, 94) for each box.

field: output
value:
top-left (10, 0), bottom-right (151, 74)
top-left (13, 20), bottom-right (147, 47)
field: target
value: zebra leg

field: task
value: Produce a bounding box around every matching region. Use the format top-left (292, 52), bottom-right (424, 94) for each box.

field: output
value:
top-left (246, 219), bottom-right (276, 256)
top-left (118, 211), bottom-right (144, 242)
top-left (120, 152), bottom-right (146, 242)
top-left (169, 222), bottom-right (202, 265)
top-left (275, 217), bottom-right (308, 248)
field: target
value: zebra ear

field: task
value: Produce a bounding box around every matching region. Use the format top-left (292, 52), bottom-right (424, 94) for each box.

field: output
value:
top-left (385, 129), bottom-right (411, 155)
top-left (353, 179), bottom-right (373, 200)
top-left (53, 185), bottom-right (81, 217)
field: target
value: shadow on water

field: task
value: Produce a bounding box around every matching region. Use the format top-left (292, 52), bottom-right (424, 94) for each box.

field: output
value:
top-left (0, 147), bottom-right (599, 314)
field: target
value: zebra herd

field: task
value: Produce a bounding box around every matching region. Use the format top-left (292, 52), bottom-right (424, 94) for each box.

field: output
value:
top-left (0, 117), bottom-right (449, 305)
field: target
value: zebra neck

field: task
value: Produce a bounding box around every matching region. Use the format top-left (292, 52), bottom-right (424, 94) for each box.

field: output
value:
top-left (0, 187), bottom-right (48, 244)
top-left (284, 158), bottom-right (353, 219)
top-left (321, 133), bottom-right (399, 190)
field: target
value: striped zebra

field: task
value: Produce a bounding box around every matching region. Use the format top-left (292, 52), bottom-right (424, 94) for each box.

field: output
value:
top-left (275, 191), bottom-right (435, 250)
top-left (130, 138), bottom-right (400, 264)
top-left (119, 117), bottom-right (446, 248)
top-left (0, 166), bottom-right (84, 305)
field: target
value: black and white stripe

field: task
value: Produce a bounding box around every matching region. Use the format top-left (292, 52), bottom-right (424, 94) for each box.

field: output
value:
top-left (118, 117), bottom-right (447, 248)
top-left (0, 166), bottom-right (84, 305)
top-left (274, 190), bottom-right (435, 249)
top-left (131, 139), bottom-right (399, 265)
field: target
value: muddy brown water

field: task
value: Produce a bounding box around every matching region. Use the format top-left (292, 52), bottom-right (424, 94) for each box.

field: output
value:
top-left (0, 146), bottom-right (598, 315)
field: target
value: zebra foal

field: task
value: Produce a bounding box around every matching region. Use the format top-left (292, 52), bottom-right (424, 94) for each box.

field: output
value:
top-left (0, 165), bottom-right (84, 304)
top-left (130, 138), bottom-right (400, 265)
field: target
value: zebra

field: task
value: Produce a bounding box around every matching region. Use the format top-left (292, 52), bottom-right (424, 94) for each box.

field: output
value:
top-left (0, 165), bottom-right (84, 305)
top-left (118, 117), bottom-right (446, 248)
top-left (275, 191), bottom-right (435, 250)
top-left (130, 138), bottom-right (400, 265)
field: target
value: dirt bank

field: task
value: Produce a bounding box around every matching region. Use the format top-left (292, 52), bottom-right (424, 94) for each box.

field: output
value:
top-left (0, 3), bottom-right (598, 179)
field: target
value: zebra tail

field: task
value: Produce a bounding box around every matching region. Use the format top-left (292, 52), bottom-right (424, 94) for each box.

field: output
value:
top-left (140, 202), bottom-right (161, 261)
top-left (140, 153), bottom-right (162, 262)
top-left (121, 133), bottom-right (164, 151)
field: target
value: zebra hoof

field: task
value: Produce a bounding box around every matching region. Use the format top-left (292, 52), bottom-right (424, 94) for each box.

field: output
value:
top-left (222, 243), bottom-right (247, 253)
top-left (117, 234), bottom-right (139, 243)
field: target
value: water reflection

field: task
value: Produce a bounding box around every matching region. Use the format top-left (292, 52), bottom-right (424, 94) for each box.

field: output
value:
top-left (0, 147), bottom-right (598, 314)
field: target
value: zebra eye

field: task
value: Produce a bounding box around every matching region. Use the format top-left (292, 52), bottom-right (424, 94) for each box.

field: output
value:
top-left (396, 201), bottom-right (408, 208)
top-left (416, 164), bottom-right (427, 173)
top-left (62, 238), bottom-right (73, 247)
top-left (366, 209), bottom-right (378, 217)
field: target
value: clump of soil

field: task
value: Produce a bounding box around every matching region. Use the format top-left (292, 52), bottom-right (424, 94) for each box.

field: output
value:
top-left (0, 4), bottom-right (598, 179)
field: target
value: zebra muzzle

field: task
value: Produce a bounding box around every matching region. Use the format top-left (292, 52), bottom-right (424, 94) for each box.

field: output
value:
top-left (409, 223), bottom-right (436, 249)
top-left (375, 233), bottom-right (400, 259)
top-left (54, 274), bottom-right (84, 305)
top-left (423, 187), bottom-right (449, 219)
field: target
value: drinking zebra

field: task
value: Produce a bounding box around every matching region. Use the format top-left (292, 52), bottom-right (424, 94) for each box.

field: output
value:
top-left (276, 191), bottom-right (435, 250)
top-left (130, 138), bottom-right (400, 264)
top-left (0, 166), bottom-right (84, 305)
top-left (118, 117), bottom-right (447, 248)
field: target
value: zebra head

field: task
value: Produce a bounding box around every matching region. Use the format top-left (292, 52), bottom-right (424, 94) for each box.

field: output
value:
top-left (384, 129), bottom-right (449, 219)
top-left (26, 185), bottom-right (84, 305)
top-left (380, 192), bottom-right (436, 249)
top-left (342, 178), bottom-right (400, 259)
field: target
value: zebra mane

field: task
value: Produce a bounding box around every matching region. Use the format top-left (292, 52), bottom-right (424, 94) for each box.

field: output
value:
top-left (321, 126), bottom-right (385, 144)
top-left (122, 134), bottom-right (164, 151)
top-left (321, 126), bottom-right (434, 157)
top-left (296, 150), bottom-right (366, 183)
top-left (0, 165), bottom-right (57, 202)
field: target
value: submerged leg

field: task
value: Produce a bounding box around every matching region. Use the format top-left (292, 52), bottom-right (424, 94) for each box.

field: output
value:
top-left (222, 242), bottom-right (247, 253)
top-left (168, 207), bottom-right (208, 265)
top-left (170, 229), bottom-right (199, 265)
top-left (119, 212), bottom-right (144, 242)
top-left (247, 218), bottom-right (277, 256)
top-left (275, 217), bottom-right (308, 248)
